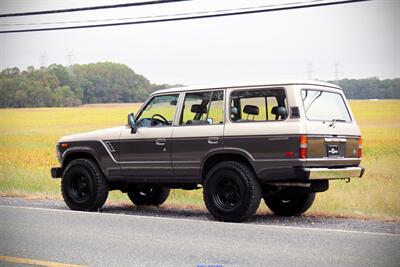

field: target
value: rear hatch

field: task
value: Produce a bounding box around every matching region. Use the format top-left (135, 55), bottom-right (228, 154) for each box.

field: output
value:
top-left (300, 88), bottom-right (361, 167)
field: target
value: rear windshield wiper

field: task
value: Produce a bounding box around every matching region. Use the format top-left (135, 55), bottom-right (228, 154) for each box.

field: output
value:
top-left (305, 91), bottom-right (323, 112)
top-left (328, 119), bottom-right (346, 127)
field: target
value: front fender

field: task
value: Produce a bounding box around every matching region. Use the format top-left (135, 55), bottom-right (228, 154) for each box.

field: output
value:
top-left (60, 140), bottom-right (121, 179)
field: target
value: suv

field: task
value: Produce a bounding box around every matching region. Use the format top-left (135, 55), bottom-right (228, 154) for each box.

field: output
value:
top-left (51, 81), bottom-right (364, 222)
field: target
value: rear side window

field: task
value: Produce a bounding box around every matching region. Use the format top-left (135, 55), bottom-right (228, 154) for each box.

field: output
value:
top-left (301, 89), bottom-right (351, 122)
top-left (230, 88), bottom-right (287, 122)
top-left (180, 90), bottom-right (224, 125)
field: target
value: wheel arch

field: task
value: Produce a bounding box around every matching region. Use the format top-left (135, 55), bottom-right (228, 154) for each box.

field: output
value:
top-left (201, 149), bottom-right (256, 181)
top-left (62, 148), bottom-right (102, 174)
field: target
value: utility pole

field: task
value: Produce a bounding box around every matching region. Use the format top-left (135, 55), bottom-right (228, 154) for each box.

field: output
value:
top-left (307, 62), bottom-right (313, 80)
top-left (39, 51), bottom-right (47, 67)
top-left (66, 49), bottom-right (75, 66)
top-left (334, 63), bottom-right (340, 81)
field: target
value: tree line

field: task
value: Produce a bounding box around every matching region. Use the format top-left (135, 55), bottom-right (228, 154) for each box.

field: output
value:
top-left (330, 78), bottom-right (400, 99)
top-left (0, 62), bottom-right (398, 108)
top-left (0, 62), bottom-right (180, 108)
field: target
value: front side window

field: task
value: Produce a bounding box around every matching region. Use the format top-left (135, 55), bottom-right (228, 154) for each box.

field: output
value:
top-left (301, 89), bottom-right (351, 122)
top-left (180, 90), bottom-right (224, 125)
top-left (135, 94), bottom-right (179, 127)
top-left (230, 88), bottom-right (287, 122)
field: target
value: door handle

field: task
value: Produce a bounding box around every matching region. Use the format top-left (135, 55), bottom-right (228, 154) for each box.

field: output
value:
top-left (208, 136), bottom-right (219, 145)
top-left (156, 138), bottom-right (166, 146)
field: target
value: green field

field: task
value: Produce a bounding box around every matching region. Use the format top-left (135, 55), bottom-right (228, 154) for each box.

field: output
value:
top-left (0, 100), bottom-right (399, 219)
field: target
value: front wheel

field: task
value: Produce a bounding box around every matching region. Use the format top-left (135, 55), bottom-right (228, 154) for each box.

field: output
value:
top-left (127, 185), bottom-right (170, 206)
top-left (61, 159), bottom-right (109, 211)
top-left (263, 191), bottom-right (315, 216)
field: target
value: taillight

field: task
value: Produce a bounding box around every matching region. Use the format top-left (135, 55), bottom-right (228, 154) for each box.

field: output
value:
top-left (299, 135), bottom-right (308, 159)
top-left (358, 137), bottom-right (362, 158)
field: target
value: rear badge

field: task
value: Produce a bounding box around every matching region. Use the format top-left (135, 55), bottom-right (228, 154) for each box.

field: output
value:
top-left (327, 145), bottom-right (339, 157)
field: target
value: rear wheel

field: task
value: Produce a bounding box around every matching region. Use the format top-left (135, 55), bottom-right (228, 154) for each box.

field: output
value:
top-left (127, 185), bottom-right (170, 206)
top-left (264, 190), bottom-right (315, 216)
top-left (61, 159), bottom-right (109, 211)
top-left (203, 161), bottom-right (261, 222)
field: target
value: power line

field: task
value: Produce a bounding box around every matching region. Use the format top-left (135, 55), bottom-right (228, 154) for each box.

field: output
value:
top-left (334, 62), bottom-right (340, 80)
top-left (0, 0), bottom-right (325, 27)
top-left (0, 0), bottom-right (326, 27)
top-left (307, 63), bottom-right (314, 80)
top-left (66, 49), bottom-right (75, 66)
top-left (0, 0), bottom-right (192, 18)
top-left (0, 0), bottom-right (371, 34)
top-left (39, 51), bottom-right (47, 67)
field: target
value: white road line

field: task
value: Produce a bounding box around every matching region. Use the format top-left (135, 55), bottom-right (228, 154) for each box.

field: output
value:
top-left (0, 204), bottom-right (399, 237)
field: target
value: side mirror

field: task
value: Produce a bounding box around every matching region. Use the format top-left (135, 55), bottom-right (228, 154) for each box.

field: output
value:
top-left (127, 113), bottom-right (137, 134)
top-left (276, 106), bottom-right (288, 119)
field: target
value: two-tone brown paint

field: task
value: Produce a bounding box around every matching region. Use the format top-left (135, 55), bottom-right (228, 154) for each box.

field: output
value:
top-left (57, 132), bottom-right (361, 184)
top-left (53, 81), bottom-right (363, 184)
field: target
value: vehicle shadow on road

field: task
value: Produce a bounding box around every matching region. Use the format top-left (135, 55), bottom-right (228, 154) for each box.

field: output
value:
top-left (99, 203), bottom-right (400, 234)
top-left (100, 202), bottom-right (333, 226)
top-left (2, 196), bottom-right (398, 233)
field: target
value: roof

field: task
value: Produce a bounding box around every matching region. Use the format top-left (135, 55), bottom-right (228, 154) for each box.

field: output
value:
top-left (151, 80), bottom-right (341, 95)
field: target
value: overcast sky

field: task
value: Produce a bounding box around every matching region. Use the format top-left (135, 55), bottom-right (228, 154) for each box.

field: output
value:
top-left (0, 0), bottom-right (399, 85)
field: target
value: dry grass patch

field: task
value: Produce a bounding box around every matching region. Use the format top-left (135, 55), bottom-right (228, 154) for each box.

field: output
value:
top-left (0, 100), bottom-right (399, 219)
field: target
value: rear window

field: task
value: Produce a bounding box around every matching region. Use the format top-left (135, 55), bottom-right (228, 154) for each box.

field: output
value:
top-left (301, 89), bottom-right (351, 122)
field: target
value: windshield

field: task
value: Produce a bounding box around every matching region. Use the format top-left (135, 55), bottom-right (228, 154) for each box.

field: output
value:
top-left (301, 89), bottom-right (351, 122)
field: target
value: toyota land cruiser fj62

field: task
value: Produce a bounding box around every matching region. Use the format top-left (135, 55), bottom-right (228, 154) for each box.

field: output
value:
top-left (51, 81), bottom-right (364, 222)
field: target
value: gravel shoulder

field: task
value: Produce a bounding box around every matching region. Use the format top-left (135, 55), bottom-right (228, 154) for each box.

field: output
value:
top-left (1, 196), bottom-right (399, 235)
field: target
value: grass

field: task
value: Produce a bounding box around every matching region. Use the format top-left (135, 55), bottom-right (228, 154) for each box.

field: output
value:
top-left (0, 100), bottom-right (399, 219)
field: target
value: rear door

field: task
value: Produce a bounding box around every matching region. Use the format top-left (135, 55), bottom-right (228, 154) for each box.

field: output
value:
top-left (301, 88), bottom-right (361, 163)
top-left (171, 90), bottom-right (225, 179)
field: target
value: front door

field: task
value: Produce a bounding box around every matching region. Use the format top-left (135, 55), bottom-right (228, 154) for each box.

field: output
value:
top-left (119, 94), bottom-right (179, 179)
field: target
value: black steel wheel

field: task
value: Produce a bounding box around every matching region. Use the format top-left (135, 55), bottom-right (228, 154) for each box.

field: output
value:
top-left (213, 176), bottom-right (242, 210)
top-left (203, 161), bottom-right (261, 222)
top-left (127, 185), bottom-right (170, 206)
top-left (61, 159), bottom-right (109, 211)
top-left (264, 190), bottom-right (315, 216)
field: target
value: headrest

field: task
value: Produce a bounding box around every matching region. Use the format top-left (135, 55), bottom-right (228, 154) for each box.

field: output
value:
top-left (271, 106), bottom-right (287, 119)
top-left (243, 105), bottom-right (259, 116)
top-left (230, 106), bottom-right (239, 115)
top-left (191, 104), bottom-right (208, 114)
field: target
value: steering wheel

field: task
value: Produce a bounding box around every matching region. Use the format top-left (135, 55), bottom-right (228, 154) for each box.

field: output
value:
top-left (151, 114), bottom-right (169, 126)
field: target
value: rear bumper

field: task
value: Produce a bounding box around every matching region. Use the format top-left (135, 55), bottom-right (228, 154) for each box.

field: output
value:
top-left (51, 167), bottom-right (62, 178)
top-left (303, 166), bottom-right (365, 180)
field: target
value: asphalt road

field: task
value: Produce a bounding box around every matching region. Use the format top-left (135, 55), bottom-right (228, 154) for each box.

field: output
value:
top-left (1, 204), bottom-right (399, 267)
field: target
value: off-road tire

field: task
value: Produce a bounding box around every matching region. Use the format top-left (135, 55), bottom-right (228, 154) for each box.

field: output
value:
top-left (203, 161), bottom-right (261, 222)
top-left (264, 191), bottom-right (315, 216)
top-left (61, 159), bottom-right (109, 211)
top-left (127, 185), bottom-right (170, 206)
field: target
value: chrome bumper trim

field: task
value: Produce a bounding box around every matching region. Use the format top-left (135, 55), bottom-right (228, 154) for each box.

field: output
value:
top-left (304, 166), bottom-right (365, 180)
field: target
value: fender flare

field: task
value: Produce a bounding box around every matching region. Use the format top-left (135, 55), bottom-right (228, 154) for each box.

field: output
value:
top-left (200, 147), bottom-right (256, 174)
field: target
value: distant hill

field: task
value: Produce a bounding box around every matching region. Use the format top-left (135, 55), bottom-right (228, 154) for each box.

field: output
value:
top-left (0, 63), bottom-right (398, 108)
top-left (0, 62), bottom-right (182, 108)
